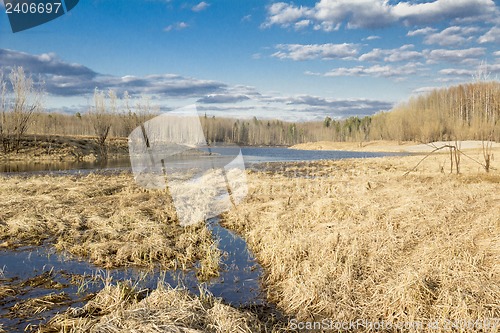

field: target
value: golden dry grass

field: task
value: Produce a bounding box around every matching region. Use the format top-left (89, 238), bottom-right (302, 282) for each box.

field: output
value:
top-left (0, 173), bottom-right (219, 277)
top-left (222, 153), bottom-right (500, 332)
top-left (9, 292), bottom-right (71, 319)
top-left (38, 282), bottom-right (285, 333)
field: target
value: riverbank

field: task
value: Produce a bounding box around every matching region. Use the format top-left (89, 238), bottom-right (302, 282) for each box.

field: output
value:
top-left (0, 135), bottom-right (129, 162)
top-left (291, 140), bottom-right (500, 154)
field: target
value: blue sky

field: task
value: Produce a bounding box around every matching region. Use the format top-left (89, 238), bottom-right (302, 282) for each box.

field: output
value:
top-left (1, 0), bottom-right (499, 121)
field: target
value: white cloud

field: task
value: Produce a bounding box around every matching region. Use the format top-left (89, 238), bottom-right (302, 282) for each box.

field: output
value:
top-left (391, 0), bottom-right (496, 25)
top-left (422, 26), bottom-right (481, 46)
top-left (294, 19), bottom-right (311, 30)
top-left (438, 63), bottom-right (500, 78)
top-left (192, 1), bottom-right (209, 12)
top-left (412, 86), bottom-right (443, 94)
top-left (262, 2), bottom-right (311, 28)
top-left (407, 27), bottom-right (437, 36)
top-left (163, 22), bottom-right (189, 32)
top-left (0, 48), bottom-right (227, 97)
top-left (241, 14), bottom-right (252, 22)
top-left (263, 0), bottom-right (498, 31)
top-left (365, 35), bottom-right (381, 41)
top-left (272, 43), bottom-right (359, 61)
top-left (438, 68), bottom-right (475, 76)
top-left (478, 26), bottom-right (500, 43)
top-left (426, 47), bottom-right (486, 63)
top-left (314, 63), bottom-right (421, 79)
top-left (359, 45), bottom-right (422, 63)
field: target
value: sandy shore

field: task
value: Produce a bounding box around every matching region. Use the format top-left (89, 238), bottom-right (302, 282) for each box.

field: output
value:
top-left (291, 140), bottom-right (500, 154)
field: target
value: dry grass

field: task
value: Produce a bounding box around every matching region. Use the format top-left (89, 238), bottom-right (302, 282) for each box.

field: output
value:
top-left (0, 173), bottom-right (219, 277)
top-left (223, 153), bottom-right (500, 332)
top-left (0, 284), bottom-right (16, 299)
top-left (9, 292), bottom-right (71, 318)
top-left (0, 135), bottom-right (129, 161)
top-left (38, 282), bottom-right (285, 333)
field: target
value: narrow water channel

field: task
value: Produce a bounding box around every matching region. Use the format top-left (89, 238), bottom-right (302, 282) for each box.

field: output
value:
top-left (0, 218), bottom-right (263, 332)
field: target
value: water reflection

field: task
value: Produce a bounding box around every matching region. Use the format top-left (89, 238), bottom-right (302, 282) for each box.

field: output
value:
top-left (0, 147), bottom-right (406, 175)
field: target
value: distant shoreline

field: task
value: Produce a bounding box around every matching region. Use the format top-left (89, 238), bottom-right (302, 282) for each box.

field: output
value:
top-left (290, 140), bottom-right (500, 154)
top-left (0, 134), bottom-right (129, 162)
top-left (3, 135), bottom-right (499, 162)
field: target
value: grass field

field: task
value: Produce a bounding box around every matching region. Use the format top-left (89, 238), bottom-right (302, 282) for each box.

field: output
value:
top-left (1, 147), bottom-right (499, 332)
top-left (223, 151), bottom-right (500, 332)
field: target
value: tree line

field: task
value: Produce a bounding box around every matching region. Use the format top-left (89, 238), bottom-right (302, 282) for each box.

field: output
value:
top-left (1, 66), bottom-right (499, 157)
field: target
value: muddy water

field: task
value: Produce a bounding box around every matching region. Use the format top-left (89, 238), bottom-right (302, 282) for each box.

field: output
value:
top-left (0, 218), bottom-right (263, 332)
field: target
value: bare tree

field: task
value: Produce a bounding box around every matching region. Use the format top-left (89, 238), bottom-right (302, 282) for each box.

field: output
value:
top-left (0, 71), bottom-right (7, 154)
top-left (89, 88), bottom-right (116, 160)
top-left (0, 67), bottom-right (43, 153)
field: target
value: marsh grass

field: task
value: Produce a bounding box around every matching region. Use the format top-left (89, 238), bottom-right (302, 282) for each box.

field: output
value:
top-left (38, 281), bottom-right (286, 333)
top-left (223, 154), bottom-right (500, 332)
top-left (0, 173), bottom-right (219, 278)
top-left (9, 292), bottom-right (71, 318)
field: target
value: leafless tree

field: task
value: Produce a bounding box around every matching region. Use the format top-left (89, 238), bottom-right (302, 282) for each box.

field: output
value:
top-left (0, 66), bottom-right (43, 153)
top-left (89, 88), bottom-right (116, 160)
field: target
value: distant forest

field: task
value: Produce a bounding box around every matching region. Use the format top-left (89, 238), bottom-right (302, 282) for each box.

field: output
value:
top-left (1, 66), bottom-right (499, 150)
top-left (32, 81), bottom-right (500, 145)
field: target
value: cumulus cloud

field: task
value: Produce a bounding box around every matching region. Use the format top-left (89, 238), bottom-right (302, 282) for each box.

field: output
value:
top-left (0, 48), bottom-right (226, 97)
top-left (413, 26), bottom-right (482, 46)
top-left (359, 44), bottom-right (422, 63)
top-left (438, 63), bottom-right (500, 78)
top-left (271, 43), bottom-right (359, 61)
top-left (263, 0), bottom-right (498, 31)
top-left (197, 94), bottom-right (250, 104)
top-left (439, 68), bottom-right (475, 76)
top-left (163, 22), bottom-right (189, 32)
top-left (407, 27), bottom-right (437, 37)
top-left (412, 86), bottom-right (443, 94)
top-left (309, 63), bottom-right (421, 79)
top-left (478, 26), bottom-right (500, 43)
top-left (0, 48), bottom-right (97, 79)
top-left (259, 94), bottom-right (393, 118)
top-left (192, 1), bottom-right (209, 12)
top-left (425, 47), bottom-right (486, 64)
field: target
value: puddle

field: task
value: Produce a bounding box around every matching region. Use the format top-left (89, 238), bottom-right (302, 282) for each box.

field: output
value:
top-left (0, 218), bottom-right (264, 332)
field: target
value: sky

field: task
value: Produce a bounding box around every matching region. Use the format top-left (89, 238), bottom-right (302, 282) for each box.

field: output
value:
top-left (0, 0), bottom-right (499, 121)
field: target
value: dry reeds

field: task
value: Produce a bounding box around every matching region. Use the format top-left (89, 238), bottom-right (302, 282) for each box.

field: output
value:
top-left (0, 173), bottom-right (218, 277)
top-left (38, 282), bottom-right (282, 333)
top-left (223, 154), bottom-right (500, 332)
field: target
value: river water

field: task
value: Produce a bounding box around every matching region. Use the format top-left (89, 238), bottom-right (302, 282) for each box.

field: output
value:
top-left (0, 147), bottom-right (400, 174)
